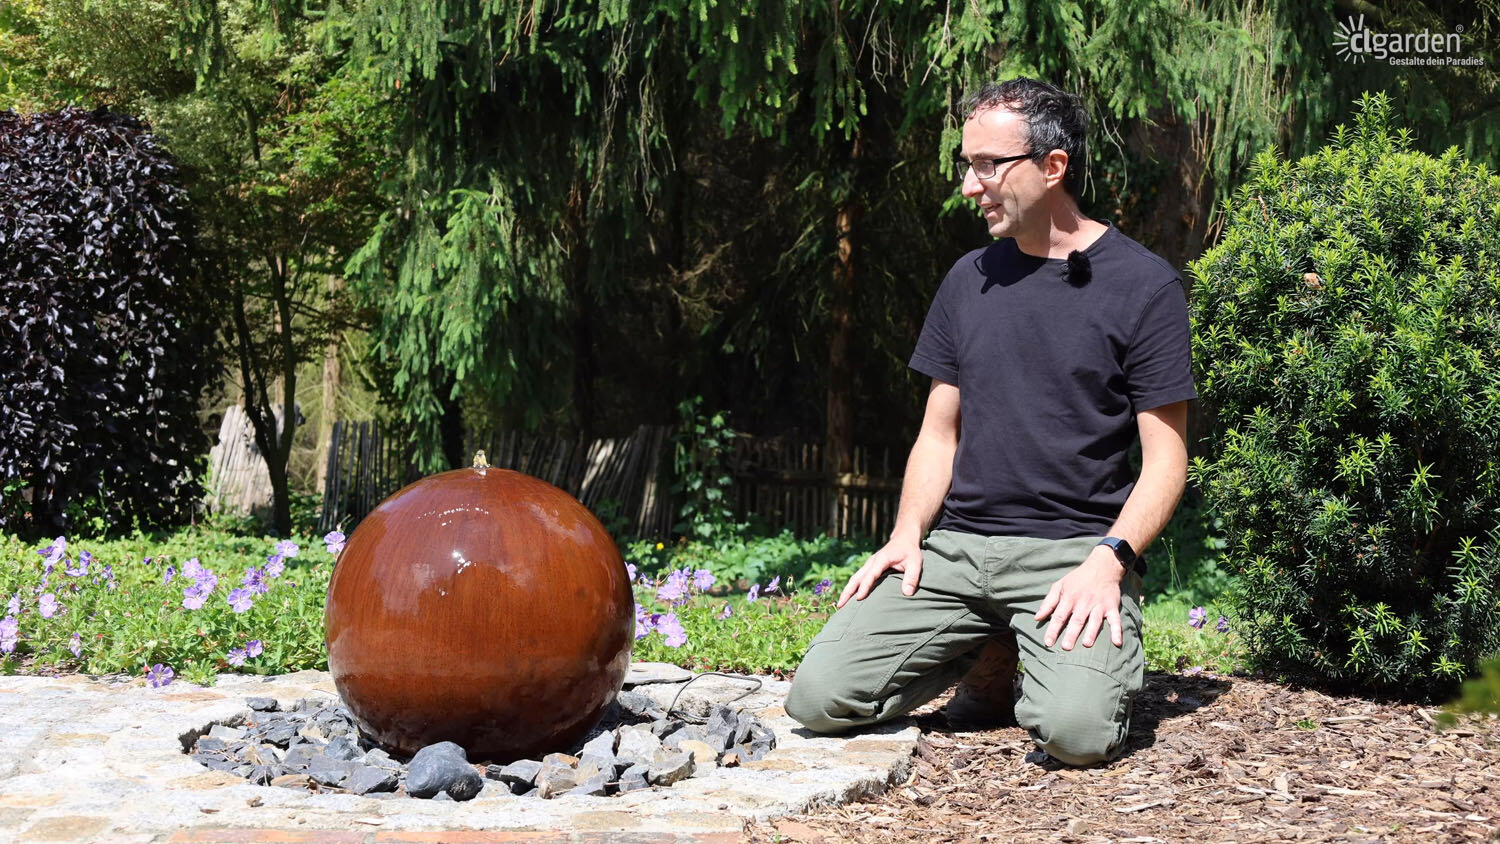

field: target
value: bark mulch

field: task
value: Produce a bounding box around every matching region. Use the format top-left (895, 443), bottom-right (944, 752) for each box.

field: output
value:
top-left (745, 670), bottom-right (1500, 844)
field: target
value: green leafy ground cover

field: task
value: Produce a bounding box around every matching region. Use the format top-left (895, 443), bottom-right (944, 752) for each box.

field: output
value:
top-left (2, 510), bottom-right (1241, 687)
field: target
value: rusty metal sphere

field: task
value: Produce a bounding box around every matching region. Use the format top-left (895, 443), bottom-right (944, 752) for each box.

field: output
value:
top-left (324, 465), bottom-right (634, 762)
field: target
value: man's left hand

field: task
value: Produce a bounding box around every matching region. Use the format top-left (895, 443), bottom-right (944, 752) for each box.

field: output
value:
top-left (1035, 546), bottom-right (1126, 650)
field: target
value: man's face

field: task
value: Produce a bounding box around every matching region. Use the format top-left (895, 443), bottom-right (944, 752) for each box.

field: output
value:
top-left (959, 106), bottom-right (1050, 240)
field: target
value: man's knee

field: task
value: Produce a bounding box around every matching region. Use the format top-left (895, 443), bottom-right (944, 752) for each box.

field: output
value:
top-left (1025, 702), bottom-right (1130, 766)
top-left (785, 649), bottom-right (861, 734)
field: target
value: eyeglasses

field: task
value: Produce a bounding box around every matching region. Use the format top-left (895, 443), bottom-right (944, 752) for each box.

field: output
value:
top-left (953, 152), bottom-right (1033, 180)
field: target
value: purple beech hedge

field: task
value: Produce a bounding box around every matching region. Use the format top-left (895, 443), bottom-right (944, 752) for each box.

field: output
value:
top-left (0, 107), bottom-right (217, 538)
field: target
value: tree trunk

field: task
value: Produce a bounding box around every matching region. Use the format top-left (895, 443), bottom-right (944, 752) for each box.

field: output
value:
top-left (313, 275), bottom-right (344, 493)
top-left (827, 133), bottom-right (862, 536)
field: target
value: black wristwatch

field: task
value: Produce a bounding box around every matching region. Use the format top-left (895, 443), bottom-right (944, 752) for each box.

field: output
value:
top-left (1097, 536), bottom-right (1146, 575)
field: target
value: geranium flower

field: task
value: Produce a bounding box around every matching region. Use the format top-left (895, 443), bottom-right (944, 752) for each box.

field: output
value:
top-left (65, 550), bottom-right (91, 577)
top-left (242, 567), bottom-right (269, 596)
top-left (692, 569), bottom-right (715, 592)
top-left (226, 588), bottom-right (253, 614)
top-left (1215, 616), bottom-right (1230, 634)
top-left (181, 583), bottom-right (210, 611)
top-left (68, 632), bottom-right (81, 658)
top-left (38, 593), bottom-right (59, 619)
top-left (767, 576), bottom-right (781, 594)
top-left (323, 532), bottom-right (345, 555)
top-left (181, 557), bottom-right (204, 580)
top-left (814, 578), bottom-right (834, 596)
top-left (634, 604), bottom-right (652, 640)
top-left (1188, 606), bottom-right (1207, 629)
top-left (275, 540), bottom-right (300, 559)
top-left (162, 566), bottom-right (175, 585)
top-left (717, 603), bottom-right (732, 620)
top-left (264, 553), bottom-right (285, 578)
top-left (625, 562), bottom-right (638, 583)
top-left (0, 616), bottom-right (18, 654)
top-left (145, 664), bottom-right (174, 688)
top-left (6, 592), bottom-right (19, 615)
top-left (747, 583), bottom-right (760, 602)
top-left (246, 640), bottom-right (263, 658)
top-left (37, 537), bottom-right (66, 570)
top-left (226, 648), bottom-right (247, 667)
top-left (655, 612), bottom-right (687, 647)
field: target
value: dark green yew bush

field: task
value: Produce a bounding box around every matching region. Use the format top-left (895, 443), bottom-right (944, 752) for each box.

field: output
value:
top-left (1189, 94), bottom-right (1500, 698)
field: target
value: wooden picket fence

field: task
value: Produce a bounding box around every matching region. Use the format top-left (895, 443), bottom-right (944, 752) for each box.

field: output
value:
top-left (318, 421), bottom-right (905, 540)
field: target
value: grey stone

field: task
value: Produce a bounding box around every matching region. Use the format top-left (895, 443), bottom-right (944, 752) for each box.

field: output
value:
top-left (748, 723), bottom-right (776, 755)
top-left (246, 696), bottom-right (280, 712)
top-left (664, 724), bottom-right (708, 750)
top-left (536, 763), bottom-right (578, 799)
top-left (261, 721), bottom-right (300, 748)
top-left (615, 690), bottom-right (666, 720)
top-left (281, 743), bottom-right (319, 770)
top-left (208, 724), bottom-right (245, 741)
top-left (617, 762), bottom-right (651, 793)
top-left (616, 724), bottom-right (663, 761)
top-left (322, 736), bottom-right (361, 762)
top-left (192, 753), bottom-right (236, 772)
top-left (487, 759), bottom-right (543, 793)
top-left (346, 766), bottom-right (398, 795)
top-left (733, 711), bottom-right (756, 745)
top-left (246, 764), bottom-right (277, 785)
top-left (306, 755), bottom-right (351, 787)
top-left (624, 662), bottom-right (693, 686)
top-left (706, 705), bottom-right (738, 751)
top-left (541, 751), bottom-right (578, 768)
top-left (649, 718), bottom-right (680, 739)
top-left (194, 736), bottom-right (229, 755)
top-left (406, 741), bottom-right (482, 801)
top-left (579, 730), bottom-right (616, 758)
top-left (362, 747), bottom-right (399, 770)
top-left (568, 772), bottom-right (610, 797)
top-left (647, 749), bottom-right (694, 786)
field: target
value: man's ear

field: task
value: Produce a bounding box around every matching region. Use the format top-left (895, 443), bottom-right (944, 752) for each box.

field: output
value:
top-left (1044, 149), bottom-right (1069, 191)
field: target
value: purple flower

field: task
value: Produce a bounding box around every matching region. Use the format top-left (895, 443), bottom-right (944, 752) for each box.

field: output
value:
top-left (717, 603), bottom-right (732, 620)
top-left (65, 550), bottom-right (91, 577)
top-left (246, 640), bottom-right (263, 658)
top-left (37, 536), bottom-right (67, 569)
top-left (242, 567), bottom-right (269, 596)
top-left (634, 604), bottom-right (652, 640)
top-left (264, 554), bottom-right (285, 578)
top-left (655, 569), bottom-right (692, 606)
top-left (68, 632), bottom-right (81, 658)
top-left (814, 578), bottom-right (834, 596)
top-left (181, 557), bottom-right (204, 580)
top-left (181, 583), bottom-right (209, 611)
top-left (747, 583), bottom-right (760, 602)
top-left (226, 648), bottom-right (247, 667)
top-left (625, 562), bottom-right (638, 583)
top-left (1183, 665), bottom-right (1204, 676)
top-left (226, 588), bottom-right (253, 613)
top-left (655, 612), bottom-right (688, 648)
top-left (323, 531), bottom-right (345, 556)
top-left (145, 664), bottom-right (174, 688)
top-left (194, 570), bottom-right (218, 593)
top-left (275, 540), bottom-right (300, 559)
top-left (1188, 606), bottom-right (1207, 629)
top-left (38, 593), bottom-right (59, 619)
top-left (0, 615), bottom-right (18, 654)
top-left (163, 566), bottom-right (176, 585)
top-left (767, 575), bottom-right (781, 594)
top-left (1215, 616), bottom-right (1230, 634)
top-left (6, 592), bottom-right (19, 615)
top-left (692, 569), bottom-right (716, 592)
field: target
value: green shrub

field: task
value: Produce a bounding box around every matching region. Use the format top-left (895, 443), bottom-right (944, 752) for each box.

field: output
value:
top-left (1188, 93), bottom-right (1500, 698)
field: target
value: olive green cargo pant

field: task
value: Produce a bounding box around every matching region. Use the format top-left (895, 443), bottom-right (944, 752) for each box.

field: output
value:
top-left (785, 529), bottom-right (1145, 766)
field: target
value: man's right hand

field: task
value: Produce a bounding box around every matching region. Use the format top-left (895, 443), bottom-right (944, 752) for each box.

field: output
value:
top-left (836, 536), bottom-right (925, 608)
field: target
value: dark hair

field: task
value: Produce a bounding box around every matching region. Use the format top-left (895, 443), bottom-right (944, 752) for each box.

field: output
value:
top-left (962, 78), bottom-right (1088, 200)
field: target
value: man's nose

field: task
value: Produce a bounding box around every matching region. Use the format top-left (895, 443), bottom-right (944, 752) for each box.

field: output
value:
top-left (961, 170), bottom-right (983, 199)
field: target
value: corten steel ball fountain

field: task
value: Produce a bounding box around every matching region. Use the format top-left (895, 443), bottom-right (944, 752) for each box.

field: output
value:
top-left (324, 454), bottom-right (634, 763)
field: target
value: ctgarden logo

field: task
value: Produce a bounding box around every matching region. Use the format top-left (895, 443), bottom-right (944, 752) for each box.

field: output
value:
top-left (1333, 15), bottom-right (1484, 67)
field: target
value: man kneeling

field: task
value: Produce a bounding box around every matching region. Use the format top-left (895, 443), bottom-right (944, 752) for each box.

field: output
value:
top-left (785, 77), bottom-right (1195, 766)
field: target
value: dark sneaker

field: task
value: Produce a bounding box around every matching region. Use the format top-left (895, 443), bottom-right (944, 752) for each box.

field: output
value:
top-left (944, 630), bottom-right (1020, 730)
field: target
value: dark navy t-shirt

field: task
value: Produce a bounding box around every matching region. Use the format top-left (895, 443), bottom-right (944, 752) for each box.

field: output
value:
top-left (909, 222), bottom-right (1197, 540)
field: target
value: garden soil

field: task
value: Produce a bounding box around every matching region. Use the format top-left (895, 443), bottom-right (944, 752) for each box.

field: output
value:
top-left (744, 670), bottom-right (1500, 844)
